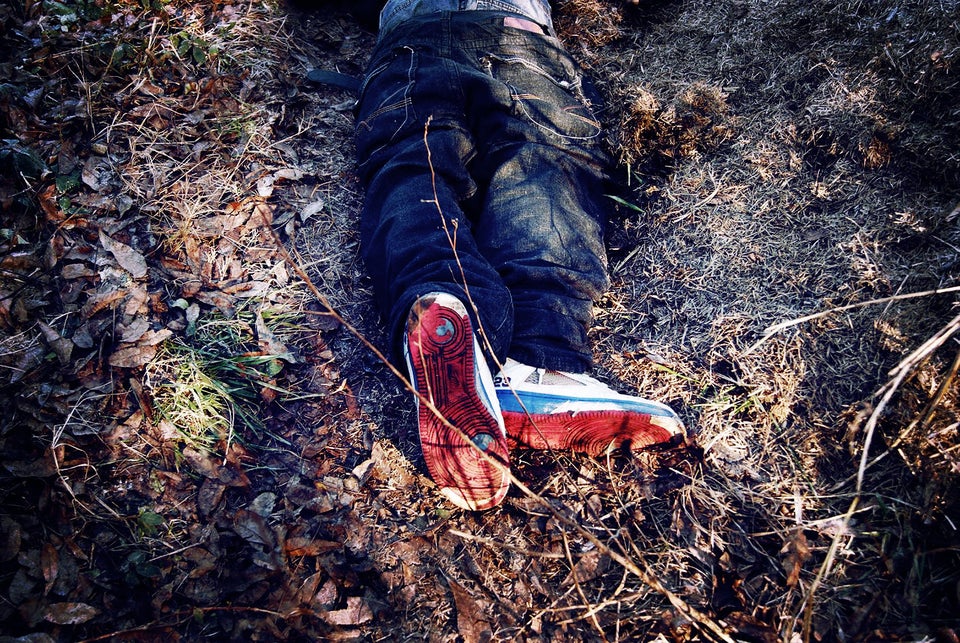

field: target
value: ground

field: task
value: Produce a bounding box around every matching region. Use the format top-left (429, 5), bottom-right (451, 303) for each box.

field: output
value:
top-left (0, 0), bottom-right (958, 641)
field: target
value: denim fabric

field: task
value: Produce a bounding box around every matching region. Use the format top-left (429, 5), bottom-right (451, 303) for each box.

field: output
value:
top-left (379, 0), bottom-right (554, 37)
top-left (354, 11), bottom-right (613, 373)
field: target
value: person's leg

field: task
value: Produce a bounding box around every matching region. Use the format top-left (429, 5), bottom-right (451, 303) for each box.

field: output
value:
top-left (355, 43), bottom-right (514, 363)
top-left (354, 30), bottom-right (514, 509)
top-left (451, 19), bottom-right (687, 451)
top-left (465, 30), bottom-right (613, 373)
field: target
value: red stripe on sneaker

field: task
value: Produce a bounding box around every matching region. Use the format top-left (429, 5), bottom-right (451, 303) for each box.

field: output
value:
top-left (502, 410), bottom-right (678, 455)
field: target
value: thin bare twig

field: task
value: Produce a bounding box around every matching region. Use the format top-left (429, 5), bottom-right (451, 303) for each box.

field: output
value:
top-left (744, 284), bottom-right (960, 355)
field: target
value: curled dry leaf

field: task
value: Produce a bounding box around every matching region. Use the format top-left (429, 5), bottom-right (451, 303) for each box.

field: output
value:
top-left (36, 321), bottom-right (73, 364)
top-left (99, 229), bottom-right (147, 278)
top-left (284, 537), bottom-right (342, 557)
top-left (780, 528), bottom-right (811, 588)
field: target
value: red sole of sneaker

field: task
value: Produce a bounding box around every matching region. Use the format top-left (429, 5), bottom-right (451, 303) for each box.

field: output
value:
top-left (502, 410), bottom-right (678, 455)
top-left (406, 297), bottom-right (510, 511)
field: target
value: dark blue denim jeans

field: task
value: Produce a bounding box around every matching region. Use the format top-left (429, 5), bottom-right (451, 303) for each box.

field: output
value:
top-left (354, 10), bottom-right (613, 373)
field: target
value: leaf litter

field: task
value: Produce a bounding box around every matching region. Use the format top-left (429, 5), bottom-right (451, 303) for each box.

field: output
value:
top-left (1, 0), bottom-right (959, 641)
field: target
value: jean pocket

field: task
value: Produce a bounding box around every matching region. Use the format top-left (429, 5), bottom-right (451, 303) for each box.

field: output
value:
top-left (480, 52), bottom-right (602, 142)
top-left (356, 46), bottom-right (418, 142)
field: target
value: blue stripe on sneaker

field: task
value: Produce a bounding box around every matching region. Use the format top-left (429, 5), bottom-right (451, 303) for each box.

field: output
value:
top-left (496, 389), bottom-right (677, 418)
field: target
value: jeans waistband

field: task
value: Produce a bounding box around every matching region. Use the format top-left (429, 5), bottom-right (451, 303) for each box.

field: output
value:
top-left (378, 0), bottom-right (554, 39)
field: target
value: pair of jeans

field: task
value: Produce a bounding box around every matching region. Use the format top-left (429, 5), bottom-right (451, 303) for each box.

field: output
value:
top-left (354, 10), bottom-right (613, 373)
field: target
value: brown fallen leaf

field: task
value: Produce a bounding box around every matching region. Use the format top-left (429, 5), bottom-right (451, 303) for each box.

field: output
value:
top-left (108, 343), bottom-right (158, 368)
top-left (99, 229), bottom-right (148, 278)
top-left (284, 537), bottom-right (342, 557)
top-left (324, 596), bottom-right (373, 626)
top-left (781, 528), bottom-right (811, 588)
top-left (43, 601), bottom-right (99, 625)
top-left (447, 577), bottom-right (492, 643)
top-left (41, 542), bottom-right (58, 596)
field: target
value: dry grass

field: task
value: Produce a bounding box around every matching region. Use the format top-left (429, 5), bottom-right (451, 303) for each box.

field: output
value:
top-left (0, 0), bottom-right (958, 640)
top-left (293, 0), bottom-right (959, 638)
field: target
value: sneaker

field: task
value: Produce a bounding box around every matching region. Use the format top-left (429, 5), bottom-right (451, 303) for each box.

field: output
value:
top-left (494, 358), bottom-right (684, 455)
top-left (404, 293), bottom-right (511, 511)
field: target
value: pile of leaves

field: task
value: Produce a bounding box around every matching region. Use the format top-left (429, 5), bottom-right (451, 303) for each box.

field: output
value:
top-left (0, 1), bottom-right (366, 638)
top-left (1, 0), bottom-right (958, 641)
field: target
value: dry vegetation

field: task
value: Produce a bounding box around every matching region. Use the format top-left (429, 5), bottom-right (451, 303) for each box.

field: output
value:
top-left (0, 0), bottom-right (958, 641)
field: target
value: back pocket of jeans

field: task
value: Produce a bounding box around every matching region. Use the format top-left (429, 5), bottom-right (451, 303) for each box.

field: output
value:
top-left (480, 53), bottom-right (601, 142)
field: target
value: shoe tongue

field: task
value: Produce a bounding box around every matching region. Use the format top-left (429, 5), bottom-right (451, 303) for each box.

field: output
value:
top-left (537, 370), bottom-right (583, 386)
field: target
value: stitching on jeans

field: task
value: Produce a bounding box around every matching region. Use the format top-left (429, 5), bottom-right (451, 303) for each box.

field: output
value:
top-left (357, 46), bottom-right (418, 138)
top-left (481, 54), bottom-right (601, 142)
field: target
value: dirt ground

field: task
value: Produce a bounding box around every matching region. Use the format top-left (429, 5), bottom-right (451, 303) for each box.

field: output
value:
top-left (1, 0), bottom-right (958, 641)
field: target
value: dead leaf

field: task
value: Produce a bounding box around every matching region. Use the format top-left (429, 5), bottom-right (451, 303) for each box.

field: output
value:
top-left (99, 229), bottom-right (147, 278)
top-left (447, 577), bottom-right (492, 643)
top-left (284, 537), bottom-right (342, 557)
top-left (255, 311), bottom-right (294, 361)
top-left (37, 321), bottom-right (73, 365)
top-left (43, 601), bottom-right (99, 625)
top-left (108, 343), bottom-right (158, 368)
top-left (781, 529), bottom-right (811, 588)
top-left (300, 198), bottom-right (325, 221)
top-left (562, 550), bottom-right (610, 586)
top-left (324, 596), bottom-right (373, 626)
top-left (38, 184), bottom-right (66, 223)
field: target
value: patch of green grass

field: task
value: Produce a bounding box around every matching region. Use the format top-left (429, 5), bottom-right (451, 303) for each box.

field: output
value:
top-left (145, 306), bottom-right (296, 453)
